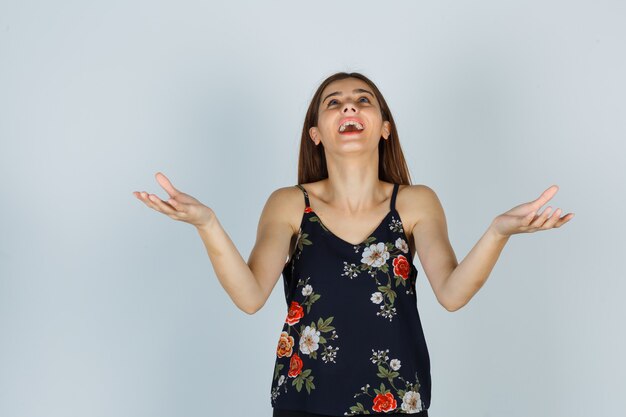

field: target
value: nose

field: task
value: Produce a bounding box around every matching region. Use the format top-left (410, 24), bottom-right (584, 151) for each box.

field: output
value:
top-left (341, 100), bottom-right (358, 114)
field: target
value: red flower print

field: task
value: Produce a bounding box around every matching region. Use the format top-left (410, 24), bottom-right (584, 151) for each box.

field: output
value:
top-left (276, 331), bottom-right (295, 358)
top-left (372, 392), bottom-right (397, 412)
top-left (392, 255), bottom-right (410, 280)
top-left (288, 353), bottom-right (303, 377)
top-left (304, 206), bottom-right (313, 213)
top-left (286, 301), bottom-right (305, 325)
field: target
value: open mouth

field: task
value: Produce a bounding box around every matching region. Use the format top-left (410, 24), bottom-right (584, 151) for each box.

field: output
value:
top-left (338, 119), bottom-right (365, 134)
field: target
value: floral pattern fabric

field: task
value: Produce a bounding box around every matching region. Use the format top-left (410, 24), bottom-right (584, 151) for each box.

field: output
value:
top-left (345, 348), bottom-right (425, 415)
top-left (271, 183), bottom-right (431, 416)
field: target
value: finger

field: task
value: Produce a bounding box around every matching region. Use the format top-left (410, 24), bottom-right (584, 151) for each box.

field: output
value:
top-left (133, 191), bottom-right (149, 205)
top-left (530, 206), bottom-right (553, 228)
top-left (155, 172), bottom-right (181, 199)
top-left (531, 185), bottom-right (559, 212)
top-left (167, 197), bottom-right (188, 214)
top-left (147, 193), bottom-right (178, 215)
top-left (137, 191), bottom-right (186, 217)
top-left (542, 208), bottom-right (562, 229)
top-left (554, 212), bottom-right (575, 228)
top-left (137, 191), bottom-right (159, 210)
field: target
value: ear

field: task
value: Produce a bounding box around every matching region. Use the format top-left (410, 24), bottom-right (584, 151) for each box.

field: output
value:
top-left (309, 126), bottom-right (321, 146)
top-left (382, 121), bottom-right (391, 140)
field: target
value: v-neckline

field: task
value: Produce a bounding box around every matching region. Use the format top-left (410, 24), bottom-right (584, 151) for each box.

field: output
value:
top-left (308, 208), bottom-right (395, 247)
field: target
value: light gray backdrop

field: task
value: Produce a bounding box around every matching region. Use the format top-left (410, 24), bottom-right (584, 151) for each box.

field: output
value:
top-left (1, 1), bottom-right (624, 416)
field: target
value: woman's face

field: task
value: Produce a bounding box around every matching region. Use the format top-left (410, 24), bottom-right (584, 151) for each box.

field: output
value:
top-left (310, 77), bottom-right (391, 151)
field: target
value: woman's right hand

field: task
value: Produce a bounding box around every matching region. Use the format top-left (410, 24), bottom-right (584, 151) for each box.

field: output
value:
top-left (133, 172), bottom-right (215, 229)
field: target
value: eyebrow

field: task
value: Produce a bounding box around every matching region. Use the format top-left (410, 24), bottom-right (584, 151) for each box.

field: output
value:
top-left (322, 88), bottom-right (374, 104)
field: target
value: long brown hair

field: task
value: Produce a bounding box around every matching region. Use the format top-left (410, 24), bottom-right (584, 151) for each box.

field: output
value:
top-left (297, 72), bottom-right (413, 186)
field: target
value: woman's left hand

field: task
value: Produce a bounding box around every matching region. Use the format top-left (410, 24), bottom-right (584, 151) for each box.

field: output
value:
top-left (490, 185), bottom-right (575, 238)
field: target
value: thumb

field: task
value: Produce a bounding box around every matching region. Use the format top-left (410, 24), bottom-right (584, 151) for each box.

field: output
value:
top-left (155, 172), bottom-right (181, 196)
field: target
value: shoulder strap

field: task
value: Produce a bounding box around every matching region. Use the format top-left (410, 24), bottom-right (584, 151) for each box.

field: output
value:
top-left (390, 183), bottom-right (399, 211)
top-left (295, 184), bottom-right (311, 208)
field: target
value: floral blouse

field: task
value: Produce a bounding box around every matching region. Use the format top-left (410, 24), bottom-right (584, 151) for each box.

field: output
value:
top-left (270, 183), bottom-right (431, 416)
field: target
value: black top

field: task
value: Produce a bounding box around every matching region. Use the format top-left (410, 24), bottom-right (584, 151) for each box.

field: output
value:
top-left (270, 183), bottom-right (431, 416)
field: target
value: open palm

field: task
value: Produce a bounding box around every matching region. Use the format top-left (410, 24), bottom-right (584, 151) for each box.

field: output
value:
top-left (491, 185), bottom-right (575, 238)
top-left (133, 172), bottom-right (214, 228)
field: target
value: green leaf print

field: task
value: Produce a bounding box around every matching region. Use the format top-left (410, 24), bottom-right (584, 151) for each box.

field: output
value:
top-left (373, 382), bottom-right (389, 395)
top-left (293, 378), bottom-right (303, 392)
top-left (317, 316), bottom-right (335, 332)
top-left (395, 275), bottom-right (407, 288)
top-left (363, 236), bottom-right (377, 245)
top-left (298, 232), bottom-right (312, 248)
top-left (304, 293), bottom-right (321, 314)
top-left (293, 369), bottom-right (314, 393)
top-left (349, 403), bottom-right (370, 414)
top-left (377, 365), bottom-right (390, 379)
top-left (274, 363), bottom-right (284, 380)
top-left (309, 216), bottom-right (329, 232)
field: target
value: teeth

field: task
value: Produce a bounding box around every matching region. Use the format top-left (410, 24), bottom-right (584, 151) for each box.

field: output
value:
top-left (338, 120), bottom-right (364, 132)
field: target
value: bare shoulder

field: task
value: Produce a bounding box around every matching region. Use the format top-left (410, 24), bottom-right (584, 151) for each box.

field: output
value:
top-left (396, 184), bottom-right (434, 213)
top-left (395, 184), bottom-right (444, 258)
top-left (260, 185), bottom-right (306, 236)
top-left (396, 184), bottom-right (442, 231)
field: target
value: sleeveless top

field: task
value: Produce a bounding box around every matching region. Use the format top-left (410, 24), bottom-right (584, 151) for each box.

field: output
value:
top-left (270, 183), bottom-right (431, 416)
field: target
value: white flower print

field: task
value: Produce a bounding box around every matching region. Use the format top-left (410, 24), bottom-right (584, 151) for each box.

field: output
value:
top-left (342, 261), bottom-right (360, 279)
top-left (401, 390), bottom-right (423, 413)
top-left (395, 237), bottom-right (409, 254)
top-left (370, 349), bottom-right (389, 364)
top-left (302, 284), bottom-right (313, 296)
top-left (389, 216), bottom-right (404, 233)
top-left (377, 303), bottom-right (397, 321)
top-left (389, 358), bottom-right (401, 371)
top-left (370, 292), bottom-right (384, 304)
top-left (299, 325), bottom-right (320, 355)
top-left (321, 344), bottom-right (340, 363)
top-left (361, 242), bottom-right (389, 268)
top-left (271, 386), bottom-right (280, 402)
top-left (278, 375), bottom-right (285, 386)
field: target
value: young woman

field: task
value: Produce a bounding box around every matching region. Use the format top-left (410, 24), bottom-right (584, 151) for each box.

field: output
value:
top-left (133, 72), bottom-right (574, 416)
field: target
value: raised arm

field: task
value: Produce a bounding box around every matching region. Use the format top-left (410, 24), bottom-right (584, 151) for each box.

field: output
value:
top-left (197, 186), bottom-right (298, 315)
top-left (411, 184), bottom-right (574, 312)
top-left (134, 172), bottom-right (296, 315)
